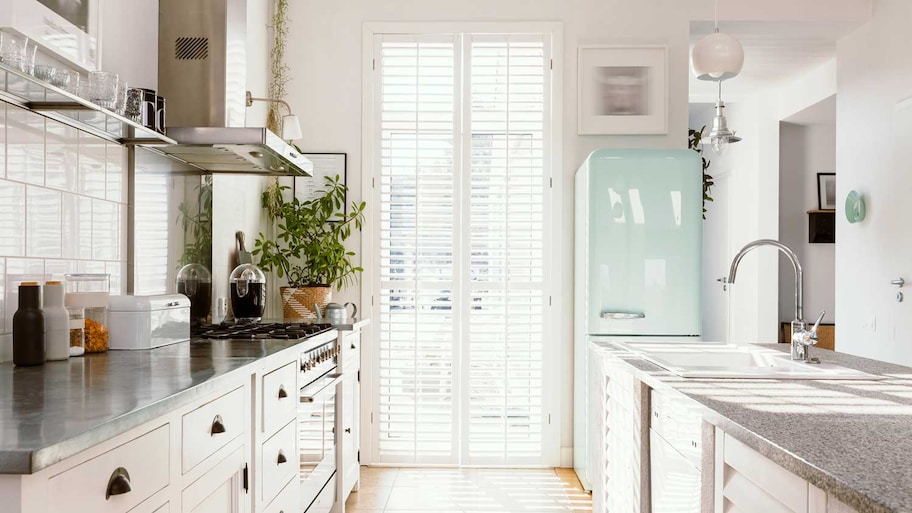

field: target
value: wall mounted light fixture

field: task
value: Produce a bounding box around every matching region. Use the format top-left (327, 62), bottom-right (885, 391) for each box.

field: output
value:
top-left (245, 90), bottom-right (303, 141)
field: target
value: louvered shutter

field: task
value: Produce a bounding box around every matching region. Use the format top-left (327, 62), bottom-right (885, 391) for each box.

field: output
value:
top-left (372, 31), bottom-right (553, 466)
top-left (376, 35), bottom-right (459, 464)
top-left (464, 35), bottom-right (550, 464)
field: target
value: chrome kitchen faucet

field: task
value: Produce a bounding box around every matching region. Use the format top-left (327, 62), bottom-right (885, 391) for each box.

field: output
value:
top-left (727, 239), bottom-right (825, 362)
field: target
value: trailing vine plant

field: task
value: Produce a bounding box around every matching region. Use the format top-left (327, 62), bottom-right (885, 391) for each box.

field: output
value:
top-left (689, 126), bottom-right (714, 219)
top-left (267, 0), bottom-right (290, 135)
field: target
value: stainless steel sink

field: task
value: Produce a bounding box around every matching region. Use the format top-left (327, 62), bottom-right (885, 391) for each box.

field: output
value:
top-left (616, 342), bottom-right (881, 380)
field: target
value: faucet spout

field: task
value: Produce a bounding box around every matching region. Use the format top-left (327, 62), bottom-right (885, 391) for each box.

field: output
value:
top-left (727, 239), bottom-right (803, 322)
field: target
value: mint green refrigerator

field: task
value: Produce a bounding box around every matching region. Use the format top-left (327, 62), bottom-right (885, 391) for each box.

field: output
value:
top-left (573, 149), bottom-right (702, 490)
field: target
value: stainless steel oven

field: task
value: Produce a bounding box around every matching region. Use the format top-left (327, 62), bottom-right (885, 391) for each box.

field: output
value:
top-left (299, 338), bottom-right (341, 512)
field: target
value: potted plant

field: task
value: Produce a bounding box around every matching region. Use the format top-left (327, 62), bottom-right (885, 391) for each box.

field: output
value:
top-left (254, 175), bottom-right (366, 321)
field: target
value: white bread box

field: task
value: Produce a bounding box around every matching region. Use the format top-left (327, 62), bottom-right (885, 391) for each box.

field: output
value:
top-left (109, 294), bottom-right (191, 349)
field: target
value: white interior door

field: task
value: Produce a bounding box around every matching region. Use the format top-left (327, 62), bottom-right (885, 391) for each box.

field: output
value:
top-left (702, 170), bottom-right (731, 341)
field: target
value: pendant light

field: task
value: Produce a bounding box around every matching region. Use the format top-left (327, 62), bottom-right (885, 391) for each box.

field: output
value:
top-left (708, 81), bottom-right (741, 155)
top-left (692, 0), bottom-right (744, 81)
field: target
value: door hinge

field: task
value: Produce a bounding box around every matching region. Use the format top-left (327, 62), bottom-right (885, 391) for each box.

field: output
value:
top-left (549, 177), bottom-right (553, 188)
top-left (358, 450), bottom-right (361, 463)
top-left (549, 296), bottom-right (552, 306)
top-left (371, 296), bottom-right (374, 306)
top-left (550, 58), bottom-right (553, 70)
top-left (242, 463), bottom-right (249, 492)
top-left (372, 58), bottom-right (376, 70)
top-left (371, 412), bottom-right (374, 423)
top-left (372, 176), bottom-right (376, 188)
top-left (548, 414), bottom-right (552, 425)
top-left (357, 370), bottom-right (361, 382)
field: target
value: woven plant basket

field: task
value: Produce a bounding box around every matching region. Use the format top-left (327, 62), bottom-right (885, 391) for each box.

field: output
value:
top-left (281, 285), bottom-right (332, 323)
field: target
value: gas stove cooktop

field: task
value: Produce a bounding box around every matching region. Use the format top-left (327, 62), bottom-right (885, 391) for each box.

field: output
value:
top-left (192, 322), bottom-right (334, 340)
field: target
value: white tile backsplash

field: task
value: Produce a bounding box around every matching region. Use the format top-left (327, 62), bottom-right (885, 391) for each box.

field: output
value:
top-left (26, 186), bottom-right (62, 258)
top-left (78, 132), bottom-right (106, 199)
top-left (0, 179), bottom-right (26, 257)
top-left (45, 121), bottom-right (79, 193)
top-left (0, 103), bottom-right (128, 362)
top-left (6, 106), bottom-right (45, 186)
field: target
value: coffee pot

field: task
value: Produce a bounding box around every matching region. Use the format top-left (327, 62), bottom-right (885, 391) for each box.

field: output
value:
top-left (313, 302), bottom-right (357, 325)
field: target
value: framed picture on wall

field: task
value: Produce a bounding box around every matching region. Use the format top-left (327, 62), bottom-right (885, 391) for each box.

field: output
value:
top-left (293, 153), bottom-right (347, 219)
top-left (577, 45), bottom-right (668, 135)
top-left (817, 173), bottom-right (836, 210)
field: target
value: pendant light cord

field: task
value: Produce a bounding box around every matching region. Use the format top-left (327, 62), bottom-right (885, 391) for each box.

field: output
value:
top-left (714, 0), bottom-right (719, 32)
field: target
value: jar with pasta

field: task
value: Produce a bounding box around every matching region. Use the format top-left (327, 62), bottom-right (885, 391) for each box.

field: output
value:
top-left (64, 274), bottom-right (110, 353)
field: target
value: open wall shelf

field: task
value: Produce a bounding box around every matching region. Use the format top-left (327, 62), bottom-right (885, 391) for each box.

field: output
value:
top-left (0, 61), bottom-right (177, 148)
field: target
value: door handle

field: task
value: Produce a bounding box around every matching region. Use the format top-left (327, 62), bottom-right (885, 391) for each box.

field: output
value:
top-left (600, 312), bottom-right (645, 320)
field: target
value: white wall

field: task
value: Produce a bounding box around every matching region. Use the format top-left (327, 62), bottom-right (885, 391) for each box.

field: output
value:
top-left (836, 0), bottom-right (912, 364)
top-left (778, 122), bottom-right (836, 326)
top-left (280, 0), bottom-right (870, 464)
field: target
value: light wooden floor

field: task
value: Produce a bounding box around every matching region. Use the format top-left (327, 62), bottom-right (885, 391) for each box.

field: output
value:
top-left (345, 467), bottom-right (593, 512)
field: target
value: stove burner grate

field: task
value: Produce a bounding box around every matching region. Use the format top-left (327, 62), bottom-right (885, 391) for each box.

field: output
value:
top-left (194, 322), bottom-right (334, 340)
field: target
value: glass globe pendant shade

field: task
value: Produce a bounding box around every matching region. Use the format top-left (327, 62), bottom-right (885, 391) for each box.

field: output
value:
top-left (692, 31), bottom-right (744, 81)
top-left (711, 136), bottom-right (728, 155)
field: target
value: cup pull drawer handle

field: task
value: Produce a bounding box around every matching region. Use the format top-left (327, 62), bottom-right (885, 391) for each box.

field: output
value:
top-left (345, 427), bottom-right (351, 433)
top-left (277, 450), bottom-right (287, 464)
top-left (211, 414), bottom-right (226, 435)
top-left (105, 467), bottom-right (132, 500)
top-left (278, 385), bottom-right (288, 399)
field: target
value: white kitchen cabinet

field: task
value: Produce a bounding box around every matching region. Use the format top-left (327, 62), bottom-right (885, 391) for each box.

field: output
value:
top-left (651, 429), bottom-right (701, 513)
top-left (715, 430), bottom-right (860, 513)
top-left (340, 328), bottom-right (362, 502)
top-left (588, 345), bottom-right (647, 513)
top-left (182, 446), bottom-right (248, 513)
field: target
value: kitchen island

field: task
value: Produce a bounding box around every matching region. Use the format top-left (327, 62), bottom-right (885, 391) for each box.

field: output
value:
top-left (589, 340), bottom-right (912, 513)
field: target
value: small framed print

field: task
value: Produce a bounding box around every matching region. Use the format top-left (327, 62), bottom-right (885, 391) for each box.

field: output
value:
top-left (578, 45), bottom-right (668, 135)
top-left (293, 153), bottom-right (348, 219)
top-left (817, 173), bottom-right (836, 210)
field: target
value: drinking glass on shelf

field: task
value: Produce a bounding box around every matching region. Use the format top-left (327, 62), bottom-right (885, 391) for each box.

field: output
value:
top-left (22, 42), bottom-right (37, 75)
top-left (56, 70), bottom-right (80, 94)
top-left (87, 71), bottom-right (118, 109)
top-left (32, 64), bottom-right (57, 82)
top-left (114, 81), bottom-right (128, 115)
top-left (0, 31), bottom-right (29, 72)
top-left (125, 87), bottom-right (144, 122)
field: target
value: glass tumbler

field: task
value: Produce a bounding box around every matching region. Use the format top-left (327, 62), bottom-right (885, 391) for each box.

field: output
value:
top-left (87, 71), bottom-right (119, 109)
top-left (114, 81), bottom-right (128, 116)
top-left (57, 70), bottom-right (80, 94)
top-left (0, 31), bottom-right (29, 72)
top-left (32, 64), bottom-right (57, 82)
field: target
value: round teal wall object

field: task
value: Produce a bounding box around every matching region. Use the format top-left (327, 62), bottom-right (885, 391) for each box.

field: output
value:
top-left (845, 190), bottom-right (866, 223)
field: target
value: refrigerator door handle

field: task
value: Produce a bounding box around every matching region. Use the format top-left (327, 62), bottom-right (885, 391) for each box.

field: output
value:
top-left (600, 312), bottom-right (646, 320)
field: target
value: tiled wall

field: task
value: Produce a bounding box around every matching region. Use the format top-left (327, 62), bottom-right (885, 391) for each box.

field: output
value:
top-left (0, 102), bottom-right (128, 362)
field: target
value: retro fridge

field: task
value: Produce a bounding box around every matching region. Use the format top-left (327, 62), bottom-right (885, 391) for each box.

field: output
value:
top-left (573, 149), bottom-right (702, 490)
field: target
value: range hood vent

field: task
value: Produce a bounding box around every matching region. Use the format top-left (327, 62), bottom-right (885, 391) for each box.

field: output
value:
top-left (158, 0), bottom-right (311, 176)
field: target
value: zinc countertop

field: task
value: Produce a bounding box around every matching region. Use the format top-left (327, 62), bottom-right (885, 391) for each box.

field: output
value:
top-left (591, 340), bottom-right (912, 513)
top-left (0, 336), bottom-right (327, 475)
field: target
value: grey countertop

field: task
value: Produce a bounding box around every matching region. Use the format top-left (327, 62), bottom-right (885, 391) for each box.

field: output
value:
top-left (591, 339), bottom-right (912, 513)
top-left (0, 336), bottom-right (329, 475)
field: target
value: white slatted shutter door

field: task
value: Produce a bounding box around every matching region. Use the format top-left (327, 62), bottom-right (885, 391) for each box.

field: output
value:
top-left (375, 35), bottom-right (460, 464)
top-left (464, 35), bottom-right (550, 464)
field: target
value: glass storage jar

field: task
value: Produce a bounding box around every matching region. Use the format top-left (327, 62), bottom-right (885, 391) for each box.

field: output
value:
top-left (228, 263), bottom-right (266, 323)
top-left (64, 274), bottom-right (110, 353)
top-left (68, 307), bottom-right (85, 357)
top-left (176, 263), bottom-right (212, 325)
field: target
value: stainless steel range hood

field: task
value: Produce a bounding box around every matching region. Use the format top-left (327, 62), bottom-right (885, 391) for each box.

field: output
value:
top-left (157, 0), bottom-right (312, 176)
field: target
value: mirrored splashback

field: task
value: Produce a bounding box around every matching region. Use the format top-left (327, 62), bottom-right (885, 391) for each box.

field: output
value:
top-left (129, 147), bottom-right (212, 298)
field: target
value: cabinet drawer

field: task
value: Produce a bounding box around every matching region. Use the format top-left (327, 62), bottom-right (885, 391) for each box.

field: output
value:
top-left (128, 498), bottom-right (169, 513)
top-left (264, 476), bottom-right (299, 513)
top-left (181, 386), bottom-right (245, 473)
top-left (261, 418), bottom-right (298, 503)
top-left (343, 331), bottom-right (360, 370)
top-left (48, 424), bottom-right (170, 513)
top-left (306, 475), bottom-right (336, 513)
top-left (650, 388), bottom-right (703, 469)
top-left (262, 361), bottom-right (297, 435)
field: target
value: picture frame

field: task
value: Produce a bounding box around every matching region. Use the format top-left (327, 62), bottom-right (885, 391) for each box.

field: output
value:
top-left (293, 153), bottom-right (348, 219)
top-left (817, 173), bottom-right (836, 210)
top-left (577, 45), bottom-right (668, 135)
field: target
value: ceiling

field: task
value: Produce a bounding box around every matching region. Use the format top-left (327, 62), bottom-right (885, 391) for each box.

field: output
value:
top-left (688, 21), bottom-right (863, 103)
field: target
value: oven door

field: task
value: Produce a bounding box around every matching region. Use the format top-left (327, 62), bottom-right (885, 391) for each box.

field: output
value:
top-left (299, 372), bottom-right (341, 511)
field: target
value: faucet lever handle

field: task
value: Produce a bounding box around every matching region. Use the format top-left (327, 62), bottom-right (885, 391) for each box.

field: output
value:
top-left (811, 310), bottom-right (826, 335)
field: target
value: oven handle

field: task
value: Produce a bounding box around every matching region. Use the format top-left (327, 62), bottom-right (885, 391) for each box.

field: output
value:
top-left (300, 373), bottom-right (342, 403)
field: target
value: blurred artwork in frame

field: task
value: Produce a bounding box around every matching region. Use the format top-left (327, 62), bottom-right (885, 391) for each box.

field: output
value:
top-left (578, 46), bottom-right (667, 135)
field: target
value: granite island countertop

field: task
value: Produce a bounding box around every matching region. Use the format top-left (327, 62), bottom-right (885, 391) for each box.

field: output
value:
top-left (591, 339), bottom-right (912, 513)
top-left (0, 335), bottom-right (329, 475)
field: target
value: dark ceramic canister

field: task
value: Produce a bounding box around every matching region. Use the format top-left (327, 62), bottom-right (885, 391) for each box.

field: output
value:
top-left (140, 88), bottom-right (157, 130)
top-left (13, 282), bottom-right (45, 366)
top-left (155, 96), bottom-right (166, 134)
